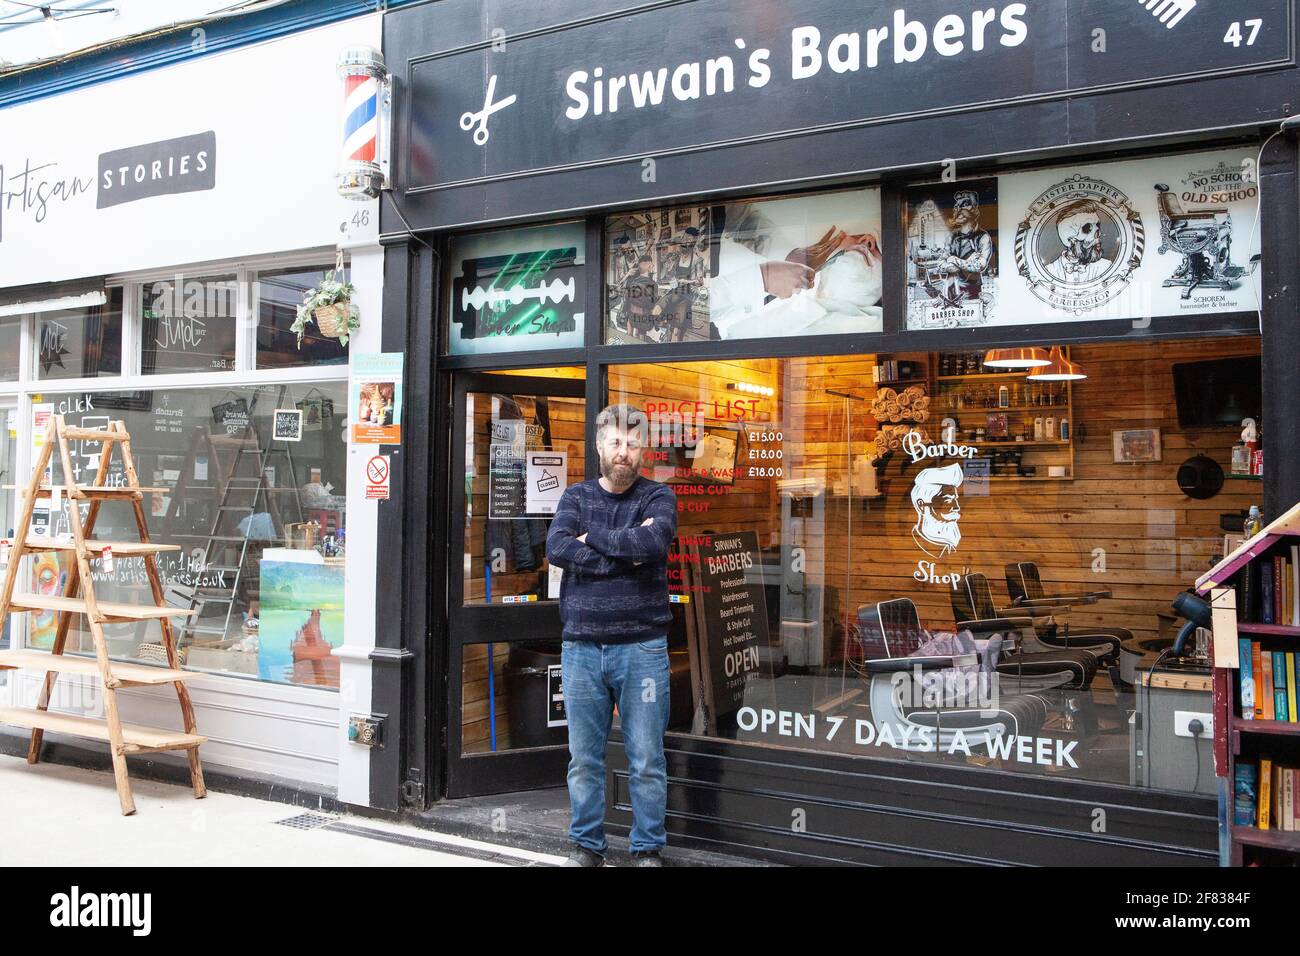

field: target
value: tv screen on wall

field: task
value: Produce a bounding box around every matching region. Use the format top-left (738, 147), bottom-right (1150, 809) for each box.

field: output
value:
top-left (1172, 356), bottom-right (1262, 429)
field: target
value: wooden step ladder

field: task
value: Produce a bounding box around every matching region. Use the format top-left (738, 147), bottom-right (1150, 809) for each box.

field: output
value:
top-left (0, 416), bottom-right (207, 815)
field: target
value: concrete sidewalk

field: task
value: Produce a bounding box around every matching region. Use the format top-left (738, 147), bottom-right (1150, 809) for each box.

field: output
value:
top-left (0, 754), bottom-right (565, 867)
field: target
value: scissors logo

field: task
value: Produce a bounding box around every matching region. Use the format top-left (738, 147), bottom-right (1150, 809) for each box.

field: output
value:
top-left (459, 74), bottom-right (517, 146)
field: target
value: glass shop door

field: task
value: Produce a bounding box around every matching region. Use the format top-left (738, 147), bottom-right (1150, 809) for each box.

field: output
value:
top-left (445, 370), bottom-right (586, 797)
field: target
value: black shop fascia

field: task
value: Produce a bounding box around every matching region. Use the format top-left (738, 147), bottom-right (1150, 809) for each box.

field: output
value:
top-left (372, 0), bottom-right (1300, 866)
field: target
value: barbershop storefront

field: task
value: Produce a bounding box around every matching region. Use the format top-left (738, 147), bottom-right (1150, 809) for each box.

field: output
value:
top-left (382, 0), bottom-right (1300, 863)
top-left (0, 16), bottom-right (388, 806)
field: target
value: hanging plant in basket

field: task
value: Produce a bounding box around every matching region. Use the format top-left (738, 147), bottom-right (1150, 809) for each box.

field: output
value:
top-left (291, 269), bottom-right (360, 348)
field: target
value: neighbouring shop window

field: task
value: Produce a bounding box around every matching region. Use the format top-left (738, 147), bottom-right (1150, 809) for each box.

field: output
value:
top-left (29, 382), bottom-right (348, 689)
top-left (608, 334), bottom-right (1261, 794)
top-left (256, 265), bottom-right (350, 370)
top-left (0, 314), bottom-right (20, 380)
top-left (447, 221), bottom-right (587, 355)
top-left (141, 274), bottom-right (238, 374)
top-left (605, 187), bottom-right (883, 345)
top-left (34, 287), bottom-right (124, 380)
top-left (905, 147), bottom-right (1261, 331)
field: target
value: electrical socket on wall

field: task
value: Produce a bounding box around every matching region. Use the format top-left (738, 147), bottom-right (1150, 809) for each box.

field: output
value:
top-left (348, 713), bottom-right (385, 748)
top-left (1174, 711), bottom-right (1213, 739)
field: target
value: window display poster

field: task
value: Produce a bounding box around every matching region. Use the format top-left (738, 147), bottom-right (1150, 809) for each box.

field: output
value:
top-left (524, 451), bottom-right (567, 515)
top-left (905, 179), bottom-right (998, 329)
top-left (688, 530), bottom-right (768, 730)
top-left (908, 148), bottom-right (1261, 329)
top-left (448, 221), bottom-right (587, 355)
top-left (350, 352), bottom-right (403, 444)
top-left (606, 188), bottom-right (883, 345)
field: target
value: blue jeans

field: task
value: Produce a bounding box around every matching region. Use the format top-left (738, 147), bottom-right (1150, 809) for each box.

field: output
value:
top-left (561, 636), bottom-right (670, 855)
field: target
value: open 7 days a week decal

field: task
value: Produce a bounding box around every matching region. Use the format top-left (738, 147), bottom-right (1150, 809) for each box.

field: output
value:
top-left (905, 430), bottom-right (976, 590)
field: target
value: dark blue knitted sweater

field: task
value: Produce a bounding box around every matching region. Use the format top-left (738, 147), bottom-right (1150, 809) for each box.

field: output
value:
top-left (545, 476), bottom-right (678, 643)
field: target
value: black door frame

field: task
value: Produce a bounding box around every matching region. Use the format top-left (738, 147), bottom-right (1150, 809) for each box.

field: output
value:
top-left (443, 370), bottom-right (587, 797)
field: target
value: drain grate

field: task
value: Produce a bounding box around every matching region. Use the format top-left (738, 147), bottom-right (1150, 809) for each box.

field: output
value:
top-left (274, 812), bottom-right (337, 831)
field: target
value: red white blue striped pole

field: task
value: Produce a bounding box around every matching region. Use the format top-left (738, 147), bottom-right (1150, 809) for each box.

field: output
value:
top-left (337, 47), bottom-right (388, 200)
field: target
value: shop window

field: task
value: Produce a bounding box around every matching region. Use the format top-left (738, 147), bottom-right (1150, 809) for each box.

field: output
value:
top-left (29, 382), bottom-right (348, 689)
top-left (255, 265), bottom-right (350, 370)
top-left (34, 287), bottom-right (124, 380)
top-left (604, 187), bottom-right (883, 345)
top-left (446, 221), bottom-right (587, 355)
top-left (0, 314), bottom-right (20, 381)
top-left (608, 334), bottom-right (1261, 794)
top-left (141, 274), bottom-right (238, 374)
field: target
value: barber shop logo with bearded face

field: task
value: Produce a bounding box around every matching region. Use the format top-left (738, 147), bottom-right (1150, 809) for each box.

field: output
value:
top-left (903, 431), bottom-right (975, 589)
top-left (911, 463), bottom-right (964, 559)
top-left (1015, 174), bottom-right (1145, 314)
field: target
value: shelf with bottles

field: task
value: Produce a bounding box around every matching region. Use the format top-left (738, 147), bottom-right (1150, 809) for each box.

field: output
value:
top-left (934, 380), bottom-right (1072, 413)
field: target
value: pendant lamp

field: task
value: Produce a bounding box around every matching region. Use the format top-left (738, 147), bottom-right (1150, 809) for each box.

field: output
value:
top-left (1025, 345), bottom-right (1087, 381)
top-left (983, 347), bottom-right (1051, 369)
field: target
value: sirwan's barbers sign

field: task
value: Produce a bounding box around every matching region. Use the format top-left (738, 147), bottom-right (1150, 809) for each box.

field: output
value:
top-left (407, 0), bottom-right (1290, 192)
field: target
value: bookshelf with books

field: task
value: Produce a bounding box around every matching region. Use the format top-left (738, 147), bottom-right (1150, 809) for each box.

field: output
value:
top-left (1197, 501), bottom-right (1300, 865)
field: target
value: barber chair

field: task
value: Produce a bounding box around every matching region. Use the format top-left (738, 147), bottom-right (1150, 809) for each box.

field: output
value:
top-left (851, 598), bottom-right (1049, 754)
top-left (952, 573), bottom-right (1100, 691)
top-left (1003, 561), bottom-right (1129, 669)
top-left (1154, 184), bottom-right (1259, 300)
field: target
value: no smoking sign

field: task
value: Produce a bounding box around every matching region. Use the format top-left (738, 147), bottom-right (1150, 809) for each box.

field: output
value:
top-left (366, 455), bottom-right (391, 500)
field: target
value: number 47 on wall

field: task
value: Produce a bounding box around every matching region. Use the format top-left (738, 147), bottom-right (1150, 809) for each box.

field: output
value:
top-left (1224, 19), bottom-right (1265, 47)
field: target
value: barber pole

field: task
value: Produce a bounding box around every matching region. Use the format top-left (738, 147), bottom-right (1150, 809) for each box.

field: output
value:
top-left (337, 46), bottom-right (389, 200)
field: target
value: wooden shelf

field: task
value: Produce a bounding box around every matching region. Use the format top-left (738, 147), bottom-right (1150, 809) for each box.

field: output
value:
top-left (968, 440), bottom-right (1071, 448)
top-left (944, 403), bottom-right (1070, 413)
top-left (23, 537), bottom-right (182, 555)
top-left (1238, 622), bottom-right (1300, 637)
top-left (7, 593), bottom-right (197, 622)
top-left (1231, 826), bottom-right (1300, 852)
top-left (0, 649), bottom-right (198, 685)
top-left (1233, 716), bottom-right (1300, 737)
top-left (0, 706), bottom-right (205, 753)
top-left (16, 486), bottom-right (167, 498)
top-left (936, 372), bottom-right (1029, 381)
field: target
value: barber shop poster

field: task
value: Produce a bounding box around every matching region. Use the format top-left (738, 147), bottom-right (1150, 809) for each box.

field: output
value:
top-left (905, 179), bottom-right (999, 329)
top-left (906, 148), bottom-right (1261, 329)
top-left (606, 187), bottom-right (883, 344)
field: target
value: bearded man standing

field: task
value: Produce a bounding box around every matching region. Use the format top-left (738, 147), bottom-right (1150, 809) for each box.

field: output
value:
top-left (545, 403), bottom-right (678, 867)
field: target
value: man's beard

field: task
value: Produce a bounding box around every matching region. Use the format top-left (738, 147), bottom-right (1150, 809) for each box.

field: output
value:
top-left (599, 452), bottom-right (639, 486)
top-left (950, 208), bottom-right (975, 231)
top-left (919, 510), bottom-right (961, 549)
top-left (1065, 238), bottom-right (1103, 265)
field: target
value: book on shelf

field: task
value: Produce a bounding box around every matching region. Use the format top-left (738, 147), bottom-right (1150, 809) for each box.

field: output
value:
top-left (1234, 549), bottom-right (1300, 626)
top-left (1263, 652), bottom-right (1275, 720)
top-left (1253, 642), bottom-right (1265, 719)
top-left (1235, 763), bottom-right (1258, 827)
top-left (1260, 758), bottom-right (1273, 829)
top-left (1238, 640), bottom-right (1300, 723)
top-left (1240, 638), bottom-right (1255, 719)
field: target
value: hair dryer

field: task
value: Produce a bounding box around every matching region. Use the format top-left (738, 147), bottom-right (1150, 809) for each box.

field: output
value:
top-left (1170, 591), bottom-right (1213, 657)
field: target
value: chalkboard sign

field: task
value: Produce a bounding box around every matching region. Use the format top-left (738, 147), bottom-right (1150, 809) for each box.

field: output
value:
top-left (687, 531), bottom-right (768, 732)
